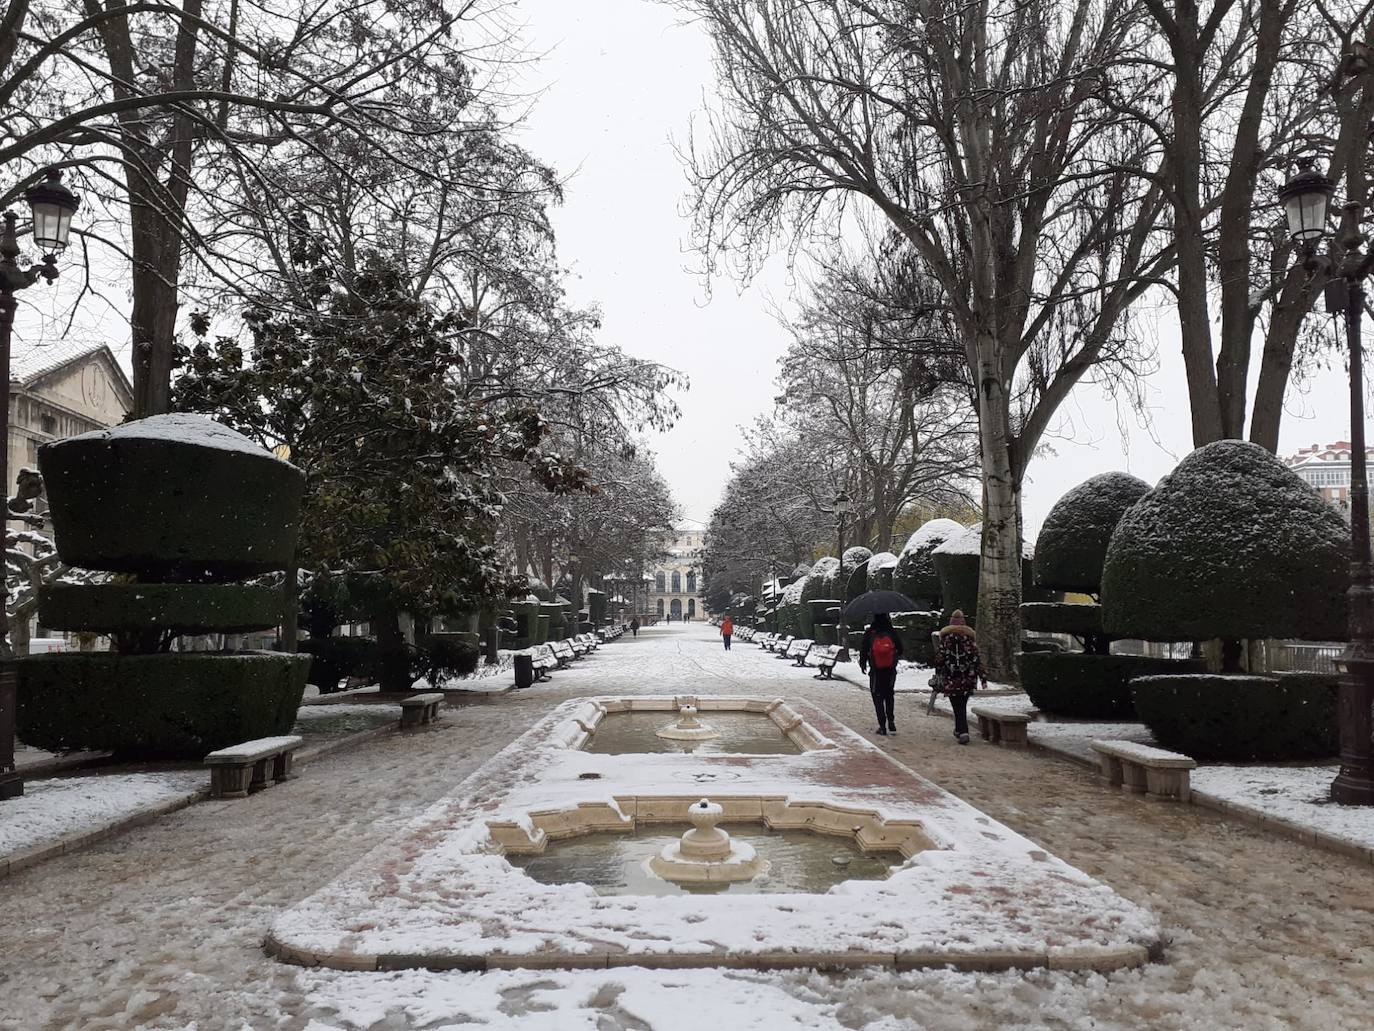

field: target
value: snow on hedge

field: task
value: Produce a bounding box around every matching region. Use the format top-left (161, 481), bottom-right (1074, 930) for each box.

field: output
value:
top-left (899, 518), bottom-right (966, 555)
top-left (867, 551), bottom-right (899, 571)
top-left (1034, 472), bottom-right (1151, 593)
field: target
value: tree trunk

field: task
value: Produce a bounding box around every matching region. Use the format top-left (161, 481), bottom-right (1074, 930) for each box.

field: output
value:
top-left (1249, 268), bottom-right (1314, 452)
top-left (374, 609), bottom-right (413, 693)
top-left (973, 365), bottom-right (1022, 682)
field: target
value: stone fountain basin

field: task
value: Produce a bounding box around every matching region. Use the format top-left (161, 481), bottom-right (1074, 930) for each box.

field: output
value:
top-left (267, 696), bottom-right (1163, 974)
top-left (570, 696), bottom-right (834, 754)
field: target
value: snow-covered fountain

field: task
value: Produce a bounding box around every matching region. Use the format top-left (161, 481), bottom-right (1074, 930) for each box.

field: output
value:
top-left (654, 704), bottom-right (721, 742)
top-left (647, 798), bottom-right (769, 885)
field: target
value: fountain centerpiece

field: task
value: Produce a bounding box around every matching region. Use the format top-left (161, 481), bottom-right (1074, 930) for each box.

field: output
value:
top-left (647, 798), bottom-right (769, 885)
top-left (654, 704), bottom-right (721, 742)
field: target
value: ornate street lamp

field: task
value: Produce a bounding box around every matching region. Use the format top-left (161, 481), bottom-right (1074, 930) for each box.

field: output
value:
top-left (1279, 157), bottom-right (1374, 804)
top-left (0, 167), bottom-right (80, 800)
top-left (831, 491), bottom-right (855, 654)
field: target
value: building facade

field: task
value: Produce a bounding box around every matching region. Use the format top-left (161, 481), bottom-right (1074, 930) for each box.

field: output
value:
top-left (8, 340), bottom-right (133, 497)
top-left (1285, 441), bottom-right (1374, 510)
top-left (649, 527), bottom-right (706, 620)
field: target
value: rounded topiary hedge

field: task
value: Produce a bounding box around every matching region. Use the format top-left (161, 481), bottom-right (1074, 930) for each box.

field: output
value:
top-left (16, 651), bottom-right (310, 756)
top-left (1020, 602), bottom-right (1104, 637)
top-left (892, 519), bottom-right (965, 606)
top-left (1102, 440), bottom-right (1350, 643)
top-left (892, 610), bottom-right (942, 665)
top-left (39, 582), bottom-right (283, 634)
top-left (421, 634), bottom-right (481, 682)
top-left (1130, 672), bottom-right (1339, 760)
top-left (799, 557), bottom-right (839, 636)
top-left (39, 414), bottom-right (305, 580)
top-left (1018, 652), bottom-right (1205, 719)
top-left (1034, 472), bottom-right (1151, 593)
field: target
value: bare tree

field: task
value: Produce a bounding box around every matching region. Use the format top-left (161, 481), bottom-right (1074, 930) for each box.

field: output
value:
top-left (670, 0), bottom-right (1170, 677)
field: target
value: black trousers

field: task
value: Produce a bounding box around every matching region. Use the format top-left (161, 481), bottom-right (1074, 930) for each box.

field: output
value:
top-left (949, 691), bottom-right (970, 735)
top-left (869, 667), bottom-right (897, 727)
top-left (723, 634), bottom-right (732, 650)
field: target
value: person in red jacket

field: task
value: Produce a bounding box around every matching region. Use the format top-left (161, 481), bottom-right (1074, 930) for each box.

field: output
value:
top-left (720, 615), bottom-right (734, 650)
top-left (859, 612), bottom-right (904, 736)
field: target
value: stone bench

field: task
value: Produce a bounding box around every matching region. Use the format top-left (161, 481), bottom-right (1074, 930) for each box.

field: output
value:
top-left (809, 644), bottom-right (842, 679)
top-left (1091, 739), bottom-right (1197, 802)
top-left (970, 704), bottom-right (1034, 747)
top-left (205, 735), bottom-right (303, 798)
top-left (400, 692), bottom-right (444, 728)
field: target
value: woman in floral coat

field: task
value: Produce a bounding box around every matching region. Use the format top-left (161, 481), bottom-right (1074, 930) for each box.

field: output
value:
top-left (934, 610), bottom-right (987, 744)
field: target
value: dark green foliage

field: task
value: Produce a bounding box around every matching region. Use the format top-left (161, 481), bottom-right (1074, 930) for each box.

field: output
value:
top-left (1018, 652), bottom-right (1205, 719)
top-left (39, 415), bottom-right (304, 580)
top-left (891, 610), bottom-right (942, 664)
top-left (16, 652), bottom-right (310, 757)
top-left (846, 563), bottom-right (867, 600)
top-left (299, 636), bottom-right (380, 692)
top-left (1034, 473), bottom-right (1150, 593)
top-left (1102, 441), bottom-right (1350, 642)
top-left (420, 634), bottom-right (481, 683)
top-left (841, 547), bottom-right (872, 598)
top-left (799, 558), bottom-right (839, 636)
top-left (1020, 602), bottom-right (1104, 637)
top-left (892, 520), bottom-right (965, 606)
top-left (40, 583), bottom-right (282, 634)
top-left (1131, 673), bottom-right (1339, 760)
top-left (933, 551), bottom-right (979, 623)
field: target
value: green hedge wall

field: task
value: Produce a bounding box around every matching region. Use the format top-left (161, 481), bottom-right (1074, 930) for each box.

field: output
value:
top-left (1018, 652), bottom-right (1205, 719)
top-left (1020, 602), bottom-right (1104, 637)
top-left (39, 582), bottom-right (283, 634)
top-left (1131, 672), bottom-right (1339, 760)
top-left (17, 651), bottom-right (310, 757)
top-left (892, 610), bottom-right (942, 665)
top-left (299, 636), bottom-right (379, 691)
top-left (421, 635), bottom-right (481, 683)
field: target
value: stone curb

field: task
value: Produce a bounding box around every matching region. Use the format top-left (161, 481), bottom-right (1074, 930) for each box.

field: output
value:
top-left (0, 720), bottom-right (407, 881)
top-left (264, 933), bottom-right (1152, 974)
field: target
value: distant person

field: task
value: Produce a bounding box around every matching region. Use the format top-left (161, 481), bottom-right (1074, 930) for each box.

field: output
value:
top-left (935, 609), bottom-right (987, 744)
top-left (630, 617), bottom-right (640, 638)
top-left (859, 613), bottom-right (904, 736)
top-left (720, 615), bottom-right (733, 650)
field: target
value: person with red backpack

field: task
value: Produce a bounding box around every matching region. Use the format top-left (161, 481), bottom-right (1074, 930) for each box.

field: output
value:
top-left (720, 615), bottom-right (734, 651)
top-left (935, 609), bottom-right (988, 744)
top-left (859, 612), bottom-right (904, 736)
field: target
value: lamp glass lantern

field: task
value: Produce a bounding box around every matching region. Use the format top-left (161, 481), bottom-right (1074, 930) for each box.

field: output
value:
top-left (1278, 159), bottom-right (1334, 244)
top-left (832, 491), bottom-right (854, 517)
top-left (24, 168), bottom-right (80, 255)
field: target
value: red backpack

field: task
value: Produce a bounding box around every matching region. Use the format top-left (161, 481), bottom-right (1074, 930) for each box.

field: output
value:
top-left (871, 633), bottom-right (897, 670)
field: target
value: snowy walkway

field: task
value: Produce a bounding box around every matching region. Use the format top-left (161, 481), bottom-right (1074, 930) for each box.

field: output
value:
top-left (1, 624), bottom-right (1371, 1029)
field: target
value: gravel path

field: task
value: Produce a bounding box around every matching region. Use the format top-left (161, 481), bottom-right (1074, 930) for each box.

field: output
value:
top-left (1, 624), bottom-right (1369, 1030)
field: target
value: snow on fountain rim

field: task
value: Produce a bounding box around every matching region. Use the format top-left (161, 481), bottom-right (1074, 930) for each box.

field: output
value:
top-left (268, 696), bottom-right (1162, 969)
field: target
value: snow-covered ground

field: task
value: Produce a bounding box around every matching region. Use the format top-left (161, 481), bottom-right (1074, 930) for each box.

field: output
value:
top-left (1, 624), bottom-right (1372, 1030)
top-left (1193, 763), bottom-right (1374, 852)
top-left (0, 771), bottom-right (203, 859)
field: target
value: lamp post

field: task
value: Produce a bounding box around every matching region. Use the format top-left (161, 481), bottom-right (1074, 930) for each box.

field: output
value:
top-left (0, 167), bottom-right (80, 800)
top-left (1279, 156), bottom-right (1374, 804)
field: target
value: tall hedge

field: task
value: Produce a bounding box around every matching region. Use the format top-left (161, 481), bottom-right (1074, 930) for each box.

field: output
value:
top-left (1034, 472), bottom-right (1151, 593)
top-left (1102, 440), bottom-right (1350, 643)
top-left (799, 557), bottom-right (839, 636)
top-left (1018, 652), bottom-right (1205, 719)
top-left (892, 519), bottom-right (965, 606)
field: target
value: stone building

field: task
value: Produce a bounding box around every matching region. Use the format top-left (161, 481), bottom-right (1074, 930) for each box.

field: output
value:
top-left (649, 527), bottom-right (706, 620)
top-left (8, 340), bottom-right (132, 496)
top-left (1285, 441), bottom-right (1374, 511)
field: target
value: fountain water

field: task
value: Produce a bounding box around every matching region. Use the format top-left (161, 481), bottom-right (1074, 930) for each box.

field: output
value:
top-left (647, 799), bottom-right (769, 885)
top-left (654, 704), bottom-right (722, 742)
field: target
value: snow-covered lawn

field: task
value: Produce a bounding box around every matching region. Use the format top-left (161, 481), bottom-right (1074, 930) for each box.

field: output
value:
top-left (1193, 764), bottom-right (1374, 853)
top-left (0, 771), bottom-right (204, 860)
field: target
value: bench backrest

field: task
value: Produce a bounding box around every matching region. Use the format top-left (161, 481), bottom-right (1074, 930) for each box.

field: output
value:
top-left (551, 641), bottom-right (575, 658)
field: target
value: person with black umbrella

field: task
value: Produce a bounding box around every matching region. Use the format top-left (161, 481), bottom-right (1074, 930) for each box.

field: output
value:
top-left (858, 612), bottom-right (904, 736)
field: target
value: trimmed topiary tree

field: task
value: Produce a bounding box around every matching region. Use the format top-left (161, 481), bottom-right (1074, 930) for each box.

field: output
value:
top-left (1019, 652), bottom-right (1206, 719)
top-left (798, 557), bottom-right (839, 637)
top-left (866, 552), bottom-right (898, 592)
top-left (892, 519), bottom-right (965, 607)
top-left (841, 546), bottom-right (873, 600)
top-left (1034, 472), bottom-right (1151, 595)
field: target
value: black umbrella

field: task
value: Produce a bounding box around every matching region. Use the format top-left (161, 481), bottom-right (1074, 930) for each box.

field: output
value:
top-left (841, 590), bottom-right (920, 622)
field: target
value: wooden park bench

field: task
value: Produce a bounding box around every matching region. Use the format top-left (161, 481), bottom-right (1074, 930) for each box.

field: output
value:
top-left (531, 644), bottom-right (557, 680)
top-left (400, 691), bottom-right (444, 728)
top-left (205, 735), bottom-right (303, 799)
top-left (758, 632), bottom-right (775, 649)
top-left (772, 635), bottom-right (796, 656)
top-left (970, 703), bottom-right (1034, 748)
top-left (809, 644), bottom-right (842, 679)
top-left (788, 640), bottom-right (815, 666)
top-left (568, 636), bottom-right (591, 657)
top-left (1091, 739), bottom-right (1197, 802)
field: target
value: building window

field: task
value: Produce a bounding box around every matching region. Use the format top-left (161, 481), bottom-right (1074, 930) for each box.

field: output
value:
top-left (688, 598), bottom-right (696, 617)
top-left (656, 598), bottom-right (664, 616)
top-left (671, 571), bottom-right (681, 593)
top-left (39, 413), bottom-right (57, 435)
top-left (686, 571), bottom-right (697, 593)
top-left (656, 571), bottom-right (666, 593)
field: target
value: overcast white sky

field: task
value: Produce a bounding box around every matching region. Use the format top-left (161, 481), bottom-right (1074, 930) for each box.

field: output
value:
top-left (517, 0), bottom-right (1351, 536)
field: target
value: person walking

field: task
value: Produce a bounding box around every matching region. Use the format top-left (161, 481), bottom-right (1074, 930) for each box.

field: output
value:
top-left (720, 615), bottom-right (733, 650)
top-left (630, 616), bottom-right (640, 638)
top-left (859, 613), bottom-right (903, 736)
top-left (935, 609), bottom-right (987, 744)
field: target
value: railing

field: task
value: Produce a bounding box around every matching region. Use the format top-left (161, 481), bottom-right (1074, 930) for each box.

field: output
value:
top-left (1269, 642), bottom-right (1343, 674)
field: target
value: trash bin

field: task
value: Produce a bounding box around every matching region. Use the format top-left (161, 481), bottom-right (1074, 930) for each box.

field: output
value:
top-left (514, 653), bottom-right (534, 689)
